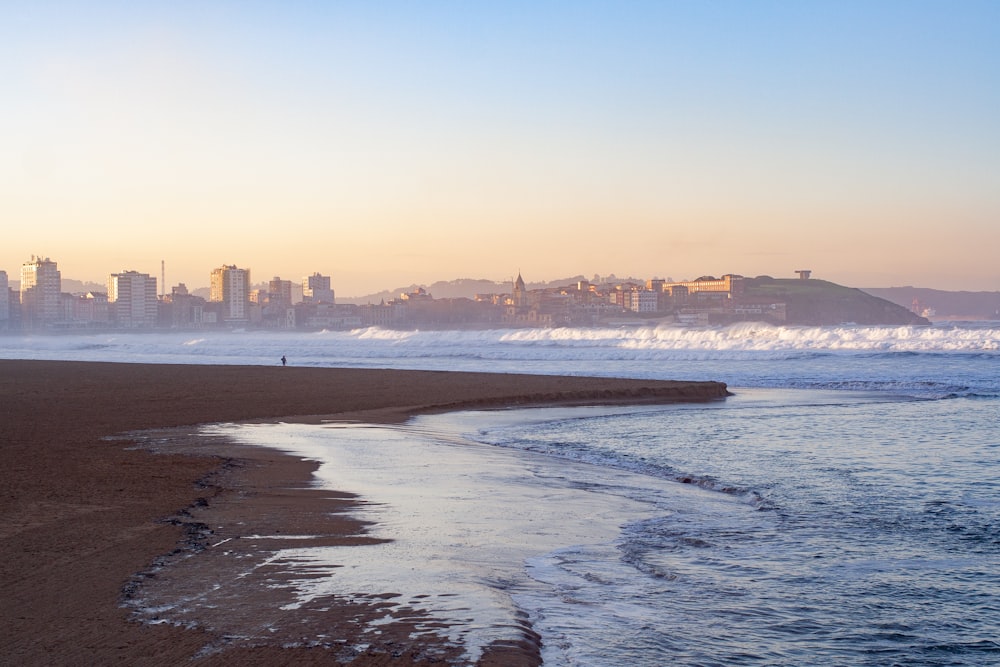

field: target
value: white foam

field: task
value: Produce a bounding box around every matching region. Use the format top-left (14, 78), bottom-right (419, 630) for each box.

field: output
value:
top-left (3, 324), bottom-right (998, 400)
top-left (3, 323), bottom-right (997, 368)
top-left (202, 414), bottom-right (733, 663)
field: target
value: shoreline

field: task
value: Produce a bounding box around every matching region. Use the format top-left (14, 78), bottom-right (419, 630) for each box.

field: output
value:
top-left (0, 359), bottom-right (727, 665)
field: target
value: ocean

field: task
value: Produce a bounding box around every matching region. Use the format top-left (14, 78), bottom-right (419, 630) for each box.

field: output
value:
top-left (4, 322), bottom-right (999, 665)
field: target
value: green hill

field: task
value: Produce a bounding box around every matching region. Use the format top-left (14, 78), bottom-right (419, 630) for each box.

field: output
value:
top-left (744, 277), bottom-right (930, 326)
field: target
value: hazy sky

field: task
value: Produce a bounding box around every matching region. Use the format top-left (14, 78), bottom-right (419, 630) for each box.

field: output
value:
top-left (3, 1), bottom-right (998, 296)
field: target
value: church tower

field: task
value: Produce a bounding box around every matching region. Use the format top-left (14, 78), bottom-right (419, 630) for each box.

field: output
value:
top-left (513, 272), bottom-right (527, 308)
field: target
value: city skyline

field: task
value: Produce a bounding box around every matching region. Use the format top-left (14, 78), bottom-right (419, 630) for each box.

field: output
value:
top-left (2, 252), bottom-right (804, 295)
top-left (3, 251), bottom-right (982, 300)
top-left (3, 2), bottom-right (999, 296)
top-left (4, 254), bottom-right (934, 331)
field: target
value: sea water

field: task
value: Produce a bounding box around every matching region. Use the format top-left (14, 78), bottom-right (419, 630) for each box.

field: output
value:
top-left (4, 323), bottom-right (999, 664)
top-left (476, 393), bottom-right (1000, 666)
top-left (214, 389), bottom-right (999, 666)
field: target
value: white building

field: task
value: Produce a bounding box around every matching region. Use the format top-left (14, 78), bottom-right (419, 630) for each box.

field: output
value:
top-left (20, 256), bottom-right (61, 328)
top-left (108, 270), bottom-right (158, 328)
top-left (630, 289), bottom-right (660, 313)
top-left (302, 272), bottom-right (335, 304)
top-left (210, 265), bottom-right (250, 322)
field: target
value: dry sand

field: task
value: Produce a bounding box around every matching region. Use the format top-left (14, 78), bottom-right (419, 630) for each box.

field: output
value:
top-left (0, 359), bottom-right (727, 666)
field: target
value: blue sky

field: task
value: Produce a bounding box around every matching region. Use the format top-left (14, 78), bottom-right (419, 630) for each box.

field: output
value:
top-left (2, 1), bottom-right (998, 295)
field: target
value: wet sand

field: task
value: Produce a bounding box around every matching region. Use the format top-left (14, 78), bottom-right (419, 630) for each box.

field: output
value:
top-left (0, 359), bottom-right (727, 665)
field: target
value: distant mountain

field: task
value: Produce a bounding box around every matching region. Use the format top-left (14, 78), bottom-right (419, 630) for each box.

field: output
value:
top-left (62, 279), bottom-right (106, 294)
top-left (339, 278), bottom-right (509, 305)
top-left (862, 287), bottom-right (1000, 321)
top-left (339, 274), bottom-right (644, 304)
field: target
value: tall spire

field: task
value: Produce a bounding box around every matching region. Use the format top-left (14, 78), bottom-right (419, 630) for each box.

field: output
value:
top-left (513, 271), bottom-right (527, 308)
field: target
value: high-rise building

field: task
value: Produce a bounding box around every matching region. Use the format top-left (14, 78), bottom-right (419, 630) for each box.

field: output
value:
top-left (210, 265), bottom-right (250, 322)
top-left (20, 256), bottom-right (61, 328)
top-left (302, 272), bottom-right (335, 304)
top-left (108, 270), bottom-right (158, 328)
top-left (0, 271), bottom-right (9, 328)
top-left (269, 277), bottom-right (293, 306)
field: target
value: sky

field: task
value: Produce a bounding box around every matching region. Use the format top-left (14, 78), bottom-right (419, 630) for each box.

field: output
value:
top-left (2, 1), bottom-right (998, 297)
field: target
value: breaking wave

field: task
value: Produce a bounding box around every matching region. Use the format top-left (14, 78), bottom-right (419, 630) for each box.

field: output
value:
top-left (489, 322), bottom-right (1000, 354)
top-left (2, 322), bottom-right (997, 397)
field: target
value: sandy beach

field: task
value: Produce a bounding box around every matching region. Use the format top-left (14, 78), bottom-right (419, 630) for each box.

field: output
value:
top-left (0, 359), bottom-right (727, 666)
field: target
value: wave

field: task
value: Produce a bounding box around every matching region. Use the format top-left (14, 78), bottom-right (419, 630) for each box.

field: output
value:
top-left (486, 428), bottom-right (773, 510)
top-left (753, 378), bottom-right (992, 399)
top-left (343, 322), bottom-right (1000, 356)
top-left (3, 325), bottom-right (998, 397)
top-left (5, 322), bottom-right (996, 360)
top-left (465, 409), bottom-right (774, 509)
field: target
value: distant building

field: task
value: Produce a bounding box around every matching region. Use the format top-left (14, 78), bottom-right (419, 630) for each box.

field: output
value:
top-left (399, 287), bottom-right (432, 301)
top-left (0, 271), bottom-right (9, 328)
top-left (20, 255), bottom-right (61, 328)
top-left (108, 270), bottom-right (158, 328)
top-left (663, 274), bottom-right (744, 298)
top-left (163, 283), bottom-right (206, 328)
top-left (210, 265), bottom-right (251, 323)
top-left (302, 272), bottom-right (335, 304)
top-left (358, 301), bottom-right (400, 327)
top-left (664, 284), bottom-right (689, 306)
top-left (630, 289), bottom-right (659, 313)
top-left (268, 277), bottom-right (293, 306)
top-left (254, 277), bottom-right (295, 328)
top-left (74, 292), bottom-right (110, 327)
top-left (512, 273), bottom-right (528, 308)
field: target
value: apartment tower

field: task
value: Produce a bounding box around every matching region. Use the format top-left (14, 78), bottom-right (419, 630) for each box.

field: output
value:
top-left (20, 255), bottom-right (61, 328)
top-left (268, 277), bottom-right (293, 306)
top-left (108, 270), bottom-right (158, 328)
top-left (0, 271), bottom-right (9, 329)
top-left (302, 272), bottom-right (335, 304)
top-left (210, 265), bottom-right (250, 322)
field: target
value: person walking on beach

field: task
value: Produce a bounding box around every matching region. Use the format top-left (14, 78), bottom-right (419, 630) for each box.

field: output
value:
top-left (281, 355), bottom-right (287, 366)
